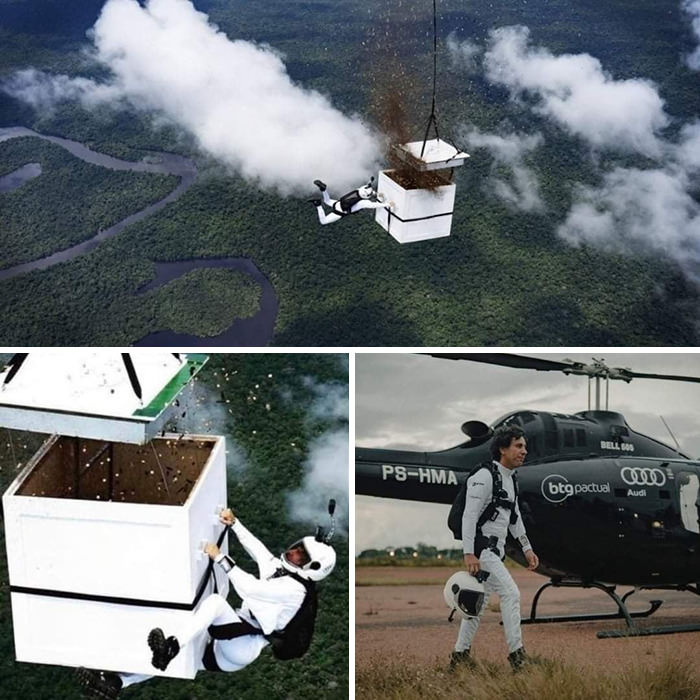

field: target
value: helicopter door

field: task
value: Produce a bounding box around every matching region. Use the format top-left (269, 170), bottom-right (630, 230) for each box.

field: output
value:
top-left (678, 471), bottom-right (700, 534)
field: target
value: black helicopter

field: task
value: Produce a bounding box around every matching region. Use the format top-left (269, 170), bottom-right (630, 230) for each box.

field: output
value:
top-left (356, 353), bottom-right (700, 638)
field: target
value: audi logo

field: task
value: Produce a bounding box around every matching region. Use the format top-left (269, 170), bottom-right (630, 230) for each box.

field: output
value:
top-left (620, 467), bottom-right (666, 487)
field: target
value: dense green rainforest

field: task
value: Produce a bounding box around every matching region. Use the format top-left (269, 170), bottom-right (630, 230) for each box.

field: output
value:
top-left (1, 0), bottom-right (699, 344)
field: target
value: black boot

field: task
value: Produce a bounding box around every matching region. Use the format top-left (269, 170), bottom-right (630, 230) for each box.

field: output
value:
top-left (508, 647), bottom-right (528, 671)
top-left (449, 648), bottom-right (476, 671)
top-left (75, 667), bottom-right (123, 699)
top-left (148, 627), bottom-right (180, 671)
top-left (313, 179), bottom-right (327, 191)
top-left (306, 197), bottom-right (322, 206)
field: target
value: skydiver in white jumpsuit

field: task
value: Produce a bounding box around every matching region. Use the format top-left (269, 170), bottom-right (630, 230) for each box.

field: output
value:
top-left (77, 508), bottom-right (336, 698)
top-left (452, 425), bottom-right (539, 672)
top-left (307, 178), bottom-right (390, 225)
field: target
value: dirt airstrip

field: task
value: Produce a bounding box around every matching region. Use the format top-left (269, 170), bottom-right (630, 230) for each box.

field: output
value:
top-left (356, 566), bottom-right (700, 675)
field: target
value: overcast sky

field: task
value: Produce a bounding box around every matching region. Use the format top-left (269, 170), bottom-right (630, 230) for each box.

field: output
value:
top-left (355, 352), bottom-right (700, 554)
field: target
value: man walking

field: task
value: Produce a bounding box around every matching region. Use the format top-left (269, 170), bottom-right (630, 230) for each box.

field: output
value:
top-left (451, 425), bottom-right (539, 671)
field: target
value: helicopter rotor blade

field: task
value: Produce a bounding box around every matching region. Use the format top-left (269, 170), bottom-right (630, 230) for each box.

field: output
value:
top-left (426, 353), bottom-right (582, 373)
top-left (427, 354), bottom-right (700, 385)
top-left (619, 370), bottom-right (700, 384)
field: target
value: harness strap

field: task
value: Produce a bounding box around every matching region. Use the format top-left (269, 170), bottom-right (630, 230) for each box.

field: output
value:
top-left (202, 639), bottom-right (223, 672)
top-left (208, 619), bottom-right (261, 640)
top-left (475, 463), bottom-right (518, 535)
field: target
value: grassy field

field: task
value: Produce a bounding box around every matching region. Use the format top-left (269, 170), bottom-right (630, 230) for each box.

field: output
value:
top-left (357, 656), bottom-right (700, 700)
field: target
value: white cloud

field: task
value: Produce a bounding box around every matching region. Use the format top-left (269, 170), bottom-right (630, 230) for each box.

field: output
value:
top-left (683, 0), bottom-right (700, 70)
top-left (462, 127), bottom-right (545, 212)
top-left (557, 165), bottom-right (700, 277)
top-left (2, 0), bottom-right (380, 195)
top-left (482, 25), bottom-right (669, 158)
top-left (676, 119), bottom-right (700, 172)
top-left (447, 27), bottom-right (700, 276)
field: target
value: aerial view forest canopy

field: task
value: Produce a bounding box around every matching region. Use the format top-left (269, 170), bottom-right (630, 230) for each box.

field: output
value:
top-left (1, 0), bottom-right (700, 345)
top-left (0, 353), bottom-right (349, 699)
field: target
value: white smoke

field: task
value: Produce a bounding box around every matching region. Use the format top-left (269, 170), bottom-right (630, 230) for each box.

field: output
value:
top-left (482, 26), bottom-right (669, 158)
top-left (168, 375), bottom-right (250, 474)
top-left (287, 377), bottom-right (349, 535)
top-left (287, 428), bottom-right (348, 535)
top-left (684, 0), bottom-right (700, 70)
top-left (2, 0), bottom-right (380, 195)
top-left (447, 34), bottom-right (481, 73)
top-left (462, 128), bottom-right (545, 212)
top-left (302, 376), bottom-right (349, 422)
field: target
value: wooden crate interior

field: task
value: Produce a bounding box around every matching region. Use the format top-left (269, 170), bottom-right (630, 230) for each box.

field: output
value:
top-left (15, 435), bottom-right (215, 506)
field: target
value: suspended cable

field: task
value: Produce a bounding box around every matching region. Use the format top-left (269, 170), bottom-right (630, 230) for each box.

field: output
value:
top-left (421, 0), bottom-right (440, 157)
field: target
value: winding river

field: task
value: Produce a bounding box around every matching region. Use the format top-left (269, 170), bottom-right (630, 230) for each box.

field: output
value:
top-left (0, 127), bottom-right (278, 345)
top-left (0, 162), bottom-right (41, 192)
top-left (133, 258), bottom-right (278, 346)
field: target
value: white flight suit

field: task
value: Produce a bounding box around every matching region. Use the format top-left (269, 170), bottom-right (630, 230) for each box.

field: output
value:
top-left (455, 461), bottom-right (532, 654)
top-left (315, 188), bottom-right (387, 225)
top-left (120, 519), bottom-right (306, 687)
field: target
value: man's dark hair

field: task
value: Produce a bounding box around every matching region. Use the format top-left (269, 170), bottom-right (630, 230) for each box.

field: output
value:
top-left (490, 425), bottom-right (526, 461)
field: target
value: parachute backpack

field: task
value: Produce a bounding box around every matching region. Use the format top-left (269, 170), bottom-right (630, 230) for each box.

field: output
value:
top-left (447, 462), bottom-right (519, 550)
top-left (266, 499), bottom-right (337, 661)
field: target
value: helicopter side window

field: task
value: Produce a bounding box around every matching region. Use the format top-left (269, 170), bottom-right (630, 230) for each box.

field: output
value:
top-left (563, 428), bottom-right (574, 448)
top-left (527, 435), bottom-right (540, 458)
top-left (678, 471), bottom-right (700, 534)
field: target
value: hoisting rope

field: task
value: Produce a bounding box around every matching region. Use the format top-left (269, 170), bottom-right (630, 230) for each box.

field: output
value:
top-left (420, 0), bottom-right (440, 158)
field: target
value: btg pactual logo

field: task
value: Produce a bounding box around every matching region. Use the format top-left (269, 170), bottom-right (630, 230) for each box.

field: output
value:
top-left (541, 474), bottom-right (573, 503)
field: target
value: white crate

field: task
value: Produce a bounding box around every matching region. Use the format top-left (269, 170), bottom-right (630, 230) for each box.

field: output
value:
top-left (3, 433), bottom-right (228, 678)
top-left (0, 353), bottom-right (208, 445)
top-left (375, 170), bottom-right (456, 243)
top-left (394, 139), bottom-right (469, 171)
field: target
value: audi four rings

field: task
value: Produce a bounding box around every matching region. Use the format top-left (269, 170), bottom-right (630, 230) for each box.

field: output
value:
top-left (620, 467), bottom-right (667, 487)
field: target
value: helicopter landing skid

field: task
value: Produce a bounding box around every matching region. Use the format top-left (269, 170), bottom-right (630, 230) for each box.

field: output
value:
top-left (520, 578), bottom-right (662, 628)
top-left (597, 583), bottom-right (700, 638)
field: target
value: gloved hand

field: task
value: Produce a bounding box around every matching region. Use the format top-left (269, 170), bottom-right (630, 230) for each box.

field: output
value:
top-left (204, 543), bottom-right (221, 559)
top-left (220, 508), bottom-right (236, 526)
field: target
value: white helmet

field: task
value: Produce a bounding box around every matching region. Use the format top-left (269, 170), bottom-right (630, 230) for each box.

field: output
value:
top-left (358, 176), bottom-right (375, 199)
top-left (443, 571), bottom-right (486, 620)
top-left (281, 535), bottom-right (336, 582)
